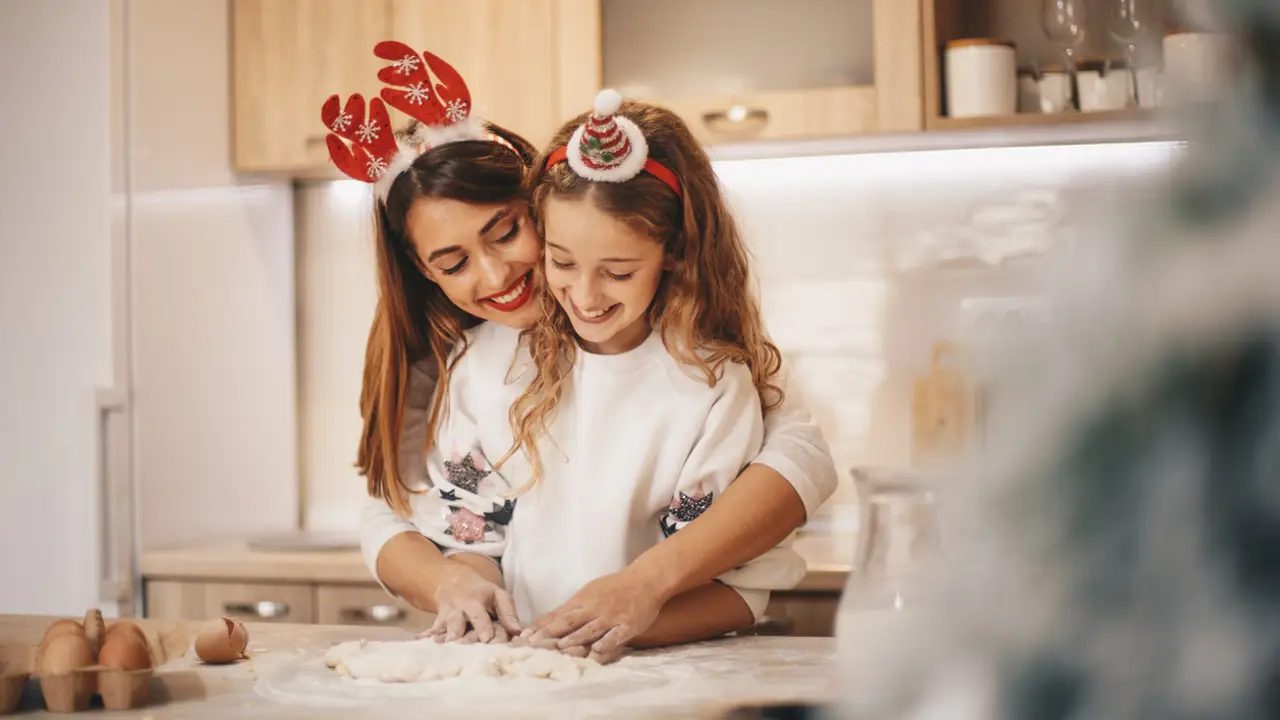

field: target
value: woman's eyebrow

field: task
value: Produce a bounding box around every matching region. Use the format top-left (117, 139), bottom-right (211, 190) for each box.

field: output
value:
top-left (480, 207), bottom-right (512, 236)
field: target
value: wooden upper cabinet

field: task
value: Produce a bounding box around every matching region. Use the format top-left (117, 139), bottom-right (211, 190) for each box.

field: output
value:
top-left (388, 0), bottom-right (597, 151)
top-left (232, 0), bottom-right (390, 173)
top-left (591, 0), bottom-right (922, 145)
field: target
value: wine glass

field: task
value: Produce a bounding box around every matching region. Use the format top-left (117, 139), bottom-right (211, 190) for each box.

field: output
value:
top-left (1042, 0), bottom-right (1088, 110)
top-left (1105, 0), bottom-right (1151, 106)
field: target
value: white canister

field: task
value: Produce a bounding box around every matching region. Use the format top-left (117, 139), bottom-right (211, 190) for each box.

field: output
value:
top-left (945, 39), bottom-right (1018, 118)
top-left (1077, 59), bottom-right (1134, 112)
top-left (1163, 31), bottom-right (1236, 102)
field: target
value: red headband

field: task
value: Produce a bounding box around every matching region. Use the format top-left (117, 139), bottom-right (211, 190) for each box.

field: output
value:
top-left (544, 146), bottom-right (682, 198)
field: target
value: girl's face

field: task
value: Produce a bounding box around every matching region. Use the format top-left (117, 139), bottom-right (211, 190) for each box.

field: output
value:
top-left (406, 197), bottom-right (542, 329)
top-left (542, 196), bottom-right (666, 355)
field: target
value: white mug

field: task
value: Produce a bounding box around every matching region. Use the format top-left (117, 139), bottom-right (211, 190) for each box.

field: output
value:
top-left (1036, 71), bottom-right (1073, 114)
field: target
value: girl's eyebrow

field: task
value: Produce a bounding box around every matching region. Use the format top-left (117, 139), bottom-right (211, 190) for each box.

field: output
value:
top-left (546, 241), bottom-right (640, 263)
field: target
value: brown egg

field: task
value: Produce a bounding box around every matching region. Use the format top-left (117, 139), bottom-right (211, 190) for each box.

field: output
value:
top-left (39, 633), bottom-right (93, 676)
top-left (104, 621), bottom-right (147, 642)
top-left (40, 619), bottom-right (84, 644)
top-left (193, 617), bottom-right (249, 664)
top-left (98, 630), bottom-right (153, 671)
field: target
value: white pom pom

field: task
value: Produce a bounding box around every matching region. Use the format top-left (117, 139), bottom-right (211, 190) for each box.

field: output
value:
top-left (593, 89), bottom-right (623, 117)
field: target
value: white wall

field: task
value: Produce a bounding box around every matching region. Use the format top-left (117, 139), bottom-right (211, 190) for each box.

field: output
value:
top-left (0, 0), bottom-right (115, 615)
top-left (296, 142), bottom-right (1180, 533)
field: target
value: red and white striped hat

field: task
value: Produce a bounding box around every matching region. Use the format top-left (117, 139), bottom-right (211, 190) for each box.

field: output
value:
top-left (547, 90), bottom-right (681, 197)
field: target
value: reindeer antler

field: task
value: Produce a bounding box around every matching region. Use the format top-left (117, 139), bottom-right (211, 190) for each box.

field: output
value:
top-left (320, 94), bottom-right (399, 182)
top-left (374, 40), bottom-right (473, 128)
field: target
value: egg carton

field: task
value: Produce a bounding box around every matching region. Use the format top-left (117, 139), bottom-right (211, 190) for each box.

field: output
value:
top-left (0, 608), bottom-right (188, 714)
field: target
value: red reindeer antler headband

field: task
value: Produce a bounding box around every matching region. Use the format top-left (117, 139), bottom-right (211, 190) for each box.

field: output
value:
top-left (321, 41), bottom-right (516, 199)
top-left (544, 90), bottom-right (682, 198)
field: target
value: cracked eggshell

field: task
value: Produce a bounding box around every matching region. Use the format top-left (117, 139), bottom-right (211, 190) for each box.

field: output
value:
top-left (194, 618), bottom-right (249, 664)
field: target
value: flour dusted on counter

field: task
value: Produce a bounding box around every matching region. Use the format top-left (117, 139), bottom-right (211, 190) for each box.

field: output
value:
top-left (323, 639), bottom-right (600, 683)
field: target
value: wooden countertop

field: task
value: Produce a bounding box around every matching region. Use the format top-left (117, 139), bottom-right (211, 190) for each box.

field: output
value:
top-left (141, 531), bottom-right (855, 592)
top-left (0, 614), bottom-right (838, 718)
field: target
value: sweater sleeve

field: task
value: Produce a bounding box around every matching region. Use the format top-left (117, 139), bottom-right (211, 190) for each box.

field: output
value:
top-left (753, 366), bottom-right (840, 520)
top-left (358, 353), bottom-right (514, 593)
top-left (660, 363), bottom-right (808, 621)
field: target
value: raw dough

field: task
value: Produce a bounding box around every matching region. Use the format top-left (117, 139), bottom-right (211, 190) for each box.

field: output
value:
top-left (323, 639), bottom-right (600, 683)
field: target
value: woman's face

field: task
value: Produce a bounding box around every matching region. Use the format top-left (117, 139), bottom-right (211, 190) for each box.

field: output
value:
top-left (406, 197), bottom-right (542, 329)
top-left (542, 196), bottom-right (666, 355)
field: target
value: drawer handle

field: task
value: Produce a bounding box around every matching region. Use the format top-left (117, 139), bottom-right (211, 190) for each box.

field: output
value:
top-left (306, 135), bottom-right (329, 147)
top-left (223, 600), bottom-right (290, 619)
top-left (341, 605), bottom-right (407, 624)
top-left (702, 106), bottom-right (769, 133)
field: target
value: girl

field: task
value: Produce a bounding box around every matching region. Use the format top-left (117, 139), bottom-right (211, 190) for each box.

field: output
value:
top-left (339, 43), bottom-right (838, 658)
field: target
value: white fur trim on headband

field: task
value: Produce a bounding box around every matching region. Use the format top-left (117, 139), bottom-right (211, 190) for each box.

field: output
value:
top-left (373, 115), bottom-right (517, 202)
top-left (566, 115), bottom-right (649, 184)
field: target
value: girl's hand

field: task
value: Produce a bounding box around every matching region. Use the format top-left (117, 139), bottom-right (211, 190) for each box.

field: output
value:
top-left (522, 570), bottom-right (664, 663)
top-left (426, 561), bottom-right (522, 643)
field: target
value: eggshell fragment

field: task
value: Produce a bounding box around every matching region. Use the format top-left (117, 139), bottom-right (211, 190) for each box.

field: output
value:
top-left (39, 634), bottom-right (93, 676)
top-left (194, 617), bottom-right (249, 664)
top-left (98, 630), bottom-right (153, 671)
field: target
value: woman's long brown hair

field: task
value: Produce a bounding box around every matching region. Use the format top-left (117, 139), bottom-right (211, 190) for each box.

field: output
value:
top-left (355, 123), bottom-right (535, 517)
top-left (504, 101), bottom-right (783, 492)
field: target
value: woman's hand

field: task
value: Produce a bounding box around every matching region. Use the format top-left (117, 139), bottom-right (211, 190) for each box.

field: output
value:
top-left (425, 561), bottom-right (522, 643)
top-left (521, 570), bottom-right (666, 663)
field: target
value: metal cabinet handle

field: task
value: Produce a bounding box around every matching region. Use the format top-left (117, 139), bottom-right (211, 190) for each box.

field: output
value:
top-left (702, 106), bottom-right (769, 133)
top-left (340, 605), bottom-right (407, 624)
top-left (224, 601), bottom-right (290, 619)
top-left (306, 135), bottom-right (328, 146)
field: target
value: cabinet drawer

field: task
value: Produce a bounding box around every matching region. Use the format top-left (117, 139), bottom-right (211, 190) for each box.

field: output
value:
top-left (145, 580), bottom-right (316, 624)
top-left (316, 585), bottom-right (435, 630)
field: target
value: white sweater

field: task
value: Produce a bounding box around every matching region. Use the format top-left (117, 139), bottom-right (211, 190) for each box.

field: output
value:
top-left (361, 322), bottom-right (839, 622)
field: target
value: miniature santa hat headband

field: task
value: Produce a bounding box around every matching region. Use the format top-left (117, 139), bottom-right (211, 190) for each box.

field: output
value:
top-left (544, 90), bottom-right (682, 198)
top-left (321, 40), bottom-right (518, 200)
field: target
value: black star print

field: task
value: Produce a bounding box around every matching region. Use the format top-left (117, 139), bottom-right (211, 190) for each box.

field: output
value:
top-left (483, 499), bottom-right (517, 526)
top-left (439, 488), bottom-right (458, 502)
top-left (671, 491), bottom-right (714, 523)
top-left (443, 453), bottom-right (490, 494)
top-left (660, 514), bottom-right (679, 538)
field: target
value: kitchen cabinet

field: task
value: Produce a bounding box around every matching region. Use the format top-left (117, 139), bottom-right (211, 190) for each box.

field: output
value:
top-left (231, 0), bottom-right (391, 172)
top-left (230, 0), bottom-right (594, 173)
top-left (593, 0), bottom-right (923, 144)
top-left (146, 580), bottom-right (317, 625)
top-left (388, 0), bottom-right (596, 150)
top-left (923, 0), bottom-right (1174, 131)
top-left (143, 579), bottom-right (838, 636)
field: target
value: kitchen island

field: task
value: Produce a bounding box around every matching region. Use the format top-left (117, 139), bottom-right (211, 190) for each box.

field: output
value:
top-left (0, 614), bottom-right (839, 718)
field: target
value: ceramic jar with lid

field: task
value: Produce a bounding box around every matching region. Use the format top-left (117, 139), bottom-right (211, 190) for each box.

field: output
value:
top-left (945, 38), bottom-right (1017, 118)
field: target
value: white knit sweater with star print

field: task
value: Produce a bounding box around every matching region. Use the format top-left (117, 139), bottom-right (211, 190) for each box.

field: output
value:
top-left (361, 321), bottom-right (838, 623)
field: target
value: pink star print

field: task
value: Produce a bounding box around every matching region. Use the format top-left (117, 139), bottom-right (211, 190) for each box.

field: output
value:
top-left (446, 508), bottom-right (487, 543)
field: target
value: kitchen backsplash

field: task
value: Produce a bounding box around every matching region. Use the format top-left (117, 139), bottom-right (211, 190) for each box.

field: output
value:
top-left (297, 141), bottom-right (1181, 533)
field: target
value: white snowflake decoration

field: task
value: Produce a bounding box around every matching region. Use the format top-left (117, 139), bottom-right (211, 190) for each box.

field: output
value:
top-left (444, 99), bottom-right (469, 123)
top-left (356, 121), bottom-right (381, 144)
top-left (366, 156), bottom-right (388, 179)
top-left (393, 54), bottom-right (420, 75)
top-left (404, 82), bottom-right (430, 105)
top-left (329, 111), bottom-right (353, 132)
